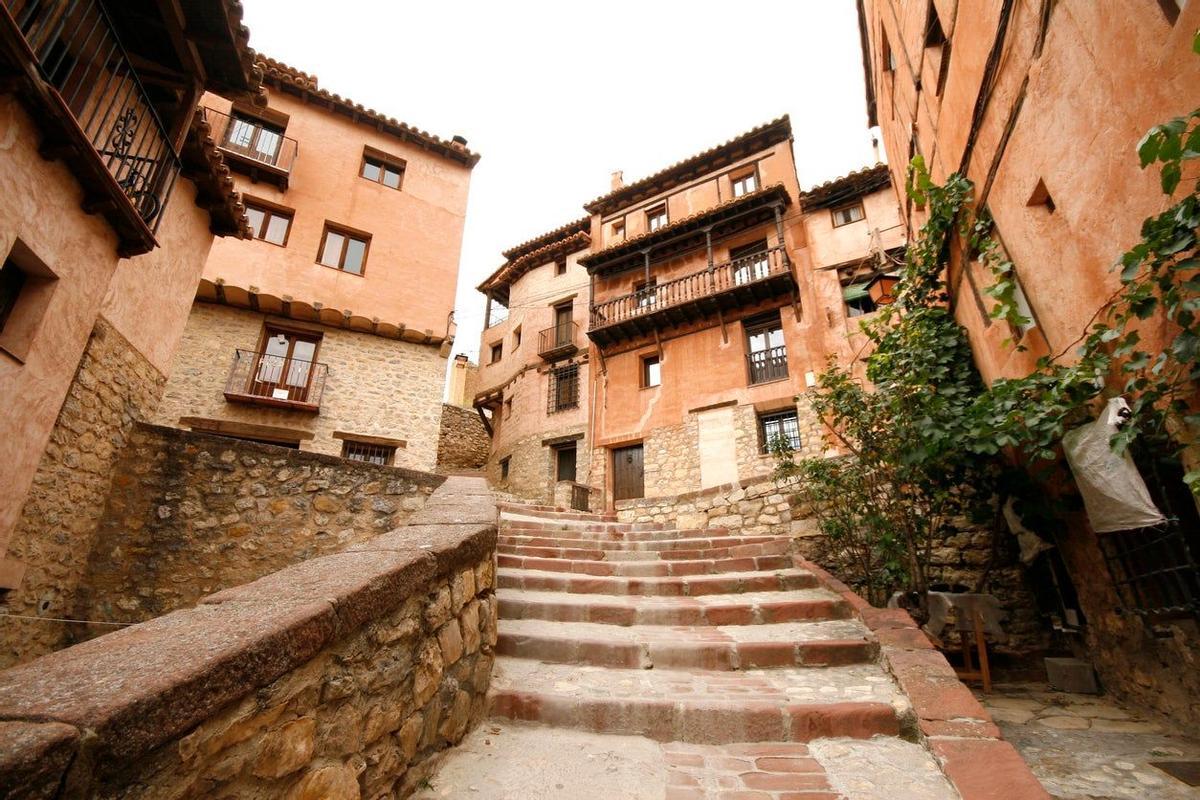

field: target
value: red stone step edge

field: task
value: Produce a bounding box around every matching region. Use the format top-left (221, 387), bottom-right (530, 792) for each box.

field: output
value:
top-left (497, 540), bottom-right (791, 562)
top-left (496, 502), bottom-right (617, 522)
top-left (792, 555), bottom-right (1051, 800)
top-left (497, 553), bottom-right (793, 577)
top-left (497, 531), bottom-right (758, 549)
top-left (489, 692), bottom-right (899, 744)
top-left (498, 593), bottom-right (854, 626)
top-left (495, 630), bottom-right (877, 670)
top-left (498, 569), bottom-right (820, 597)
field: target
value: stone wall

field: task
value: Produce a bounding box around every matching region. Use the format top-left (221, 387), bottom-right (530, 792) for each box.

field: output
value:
top-left (0, 477), bottom-right (497, 799)
top-left (616, 474), bottom-right (1047, 655)
top-left (73, 424), bottom-right (444, 633)
top-left (154, 304), bottom-right (447, 471)
top-left (435, 404), bottom-right (489, 472)
top-left (489, 428), bottom-right (589, 506)
top-left (0, 318), bottom-right (166, 668)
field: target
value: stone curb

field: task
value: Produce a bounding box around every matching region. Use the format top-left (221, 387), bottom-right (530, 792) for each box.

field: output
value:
top-left (794, 555), bottom-right (1051, 800)
top-left (0, 478), bottom-right (496, 796)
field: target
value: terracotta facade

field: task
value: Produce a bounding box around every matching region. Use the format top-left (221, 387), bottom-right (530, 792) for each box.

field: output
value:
top-left (857, 0), bottom-right (1200, 723)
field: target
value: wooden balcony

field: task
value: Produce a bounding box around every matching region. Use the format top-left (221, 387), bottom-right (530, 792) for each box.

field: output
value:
top-left (538, 321), bottom-right (579, 360)
top-left (588, 245), bottom-right (795, 347)
top-left (204, 106), bottom-right (298, 190)
top-left (1, 0), bottom-right (183, 256)
top-left (224, 349), bottom-right (327, 412)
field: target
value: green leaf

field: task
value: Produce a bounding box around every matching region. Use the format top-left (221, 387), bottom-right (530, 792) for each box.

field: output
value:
top-left (1138, 130), bottom-right (1162, 168)
top-left (1163, 161), bottom-right (1183, 195)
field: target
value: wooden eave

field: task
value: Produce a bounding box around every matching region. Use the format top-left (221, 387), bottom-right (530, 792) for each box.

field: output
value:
top-left (800, 163), bottom-right (891, 210)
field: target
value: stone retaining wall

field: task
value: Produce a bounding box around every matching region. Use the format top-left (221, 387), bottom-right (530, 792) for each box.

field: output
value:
top-left (0, 477), bottom-right (497, 799)
top-left (617, 474), bottom-right (1047, 655)
top-left (435, 404), bottom-right (489, 472)
top-left (74, 424), bottom-right (444, 634)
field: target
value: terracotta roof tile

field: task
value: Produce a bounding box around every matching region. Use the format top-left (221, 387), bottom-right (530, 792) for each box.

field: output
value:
top-left (501, 217), bottom-right (591, 261)
top-left (257, 57), bottom-right (480, 167)
top-left (478, 230), bottom-right (591, 294)
top-left (800, 163), bottom-right (891, 209)
top-left (583, 116), bottom-right (792, 215)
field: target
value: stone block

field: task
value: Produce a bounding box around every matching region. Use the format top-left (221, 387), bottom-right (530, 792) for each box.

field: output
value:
top-left (252, 717), bottom-right (315, 779)
top-left (1044, 657), bottom-right (1099, 694)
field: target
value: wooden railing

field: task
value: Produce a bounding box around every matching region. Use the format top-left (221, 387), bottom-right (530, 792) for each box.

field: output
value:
top-left (224, 349), bottom-right (328, 411)
top-left (747, 345), bottom-right (788, 385)
top-left (6, 0), bottom-right (181, 229)
top-left (538, 321), bottom-right (578, 357)
top-left (590, 245), bottom-right (790, 330)
top-left (204, 106), bottom-right (298, 174)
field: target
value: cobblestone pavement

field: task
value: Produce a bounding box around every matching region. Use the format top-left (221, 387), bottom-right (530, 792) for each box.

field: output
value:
top-left (977, 682), bottom-right (1200, 799)
top-left (419, 501), bottom-right (962, 798)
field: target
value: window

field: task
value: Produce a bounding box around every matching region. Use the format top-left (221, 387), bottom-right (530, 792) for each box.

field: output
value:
top-left (0, 258), bottom-right (26, 336)
top-left (512, 327), bottom-right (522, 349)
top-left (503, 397), bottom-right (513, 419)
top-left (342, 440), bottom-right (396, 466)
top-left (555, 443), bottom-right (578, 482)
top-left (555, 257), bottom-right (567, 276)
top-left (245, 202), bottom-right (292, 246)
top-left (318, 225), bottom-right (370, 274)
top-left (641, 355), bottom-right (661, 388)
top-left (1156, 0), bottom-right (1185, 24)
top-left (246, 326), bottom-right (322, 403)
top-left (831, 203), bottom-right (865, 227)
top-left (730, 240), bottom-right (770, 285)
top-left (548, 364), bottom-right (579, 413)
top-left (224, 112), bottom-right (284, 165)
top-left (882, 29), bottom-right (896, 72)
top-left (731, 169), bottom-right (758, 197)
top-left (0, 241), bottom-right (58, 363)
top-left (612, 220), bottom-right (626, 241)
top-left (646, 204), bottom-right (668, 232)
top-left (634, 278), bottom-right (658, 309)
top-left (745, 312), bottom-right (788, 385)
top-left (1027, 179), bottom-right (1056, 213)
top-left (490, 341), bottom-right (503, 364)
top-left (499, 456), bottom-right (510, 481)
top-left (844, 284), bottom-right (878, 317)
top-left (361, 151), bottom-right (405, 189)
top-left (759, 409), bottom-right (801, 454)
top-left (924, 2), bottom-right (951, 97)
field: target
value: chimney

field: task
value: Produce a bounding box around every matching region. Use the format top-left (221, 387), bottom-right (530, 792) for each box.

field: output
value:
top-left (610, 170), bottom-right (624, 190)
top-left (870, 135), bottom-right (881, 164)
top-left (454, 353), bottom-right (468, 365)
top-left (451, 135), bottom-right (468, 152)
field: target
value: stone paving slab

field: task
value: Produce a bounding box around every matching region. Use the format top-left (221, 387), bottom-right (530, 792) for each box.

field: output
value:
top-left (809, 737), bottom-right (960, 800)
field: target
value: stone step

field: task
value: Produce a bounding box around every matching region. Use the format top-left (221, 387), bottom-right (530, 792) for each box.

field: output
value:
top-left (499, 525), bottom-right (731, 542)
top-left (497, 502), bottom-right (617, 522)
top-left (497, 567), bottom-right (819, 596)
top-left (497, 552), bottom-right (793, 577)
top-left (497, 534), bottom-right (786, 557)
top-left (494, 537), bottom-right (787, 563)
top-left (495, 618), bottom-right (877, 670)
top-left (500, 514), bottom-right (659, 531)
top-left (498, 588), bottom-right (854, 626)
top-left (488, 657), bottom-right (906, 744)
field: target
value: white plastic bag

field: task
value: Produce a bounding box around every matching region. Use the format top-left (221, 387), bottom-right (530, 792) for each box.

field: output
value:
top-left (1061, 398), bottom-right (1166, 533)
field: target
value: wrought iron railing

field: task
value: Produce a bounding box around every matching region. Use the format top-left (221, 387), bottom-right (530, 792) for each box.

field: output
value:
top-left (748, 345), bottom-right (788, 385)
top-left (590, 245), bottom-right (790, 330)
top-left (1099, 521), bottom-right (1200, 620)
top-left (224, 349), bottom-right (328, 409)
top-left (538, 321), bottom-right (578, 357)
top-left (7, 0), bottom-right (181, 228)
top-left (203, 106), bottom-right (298, 174)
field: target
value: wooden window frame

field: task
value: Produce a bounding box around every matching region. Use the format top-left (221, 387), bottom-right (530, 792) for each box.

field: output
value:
top-left (646, 204), bottom-right (668, 232)
top-left (730, 167), bottom-right (760, 198)
top-left (490, 341), bottom-right (504, 364)
top-left (758, 409), bottom-right (802, 454)
top-left (612, 219), bottom-right (626, 240)
top-left (641, 354), bottom-right (661, 389)
top-left (831, 202), bottom-right (865, 228)
top-left (555, 256), bottom-right (568, 276)
top-left (249, 323), bottom-right (324, 402)
top-left (225, 111), bottom-right (286, 163)
top-left (512, 326), bottom-right (522, 349)
top-left (244, 200), bottom-right (293, 247)
top-left (554, 442), bottom-right (578, 483)
top-left (360, 147), bottom-right (407, 190)
top-left (316, 222), bottom-right (371, 276)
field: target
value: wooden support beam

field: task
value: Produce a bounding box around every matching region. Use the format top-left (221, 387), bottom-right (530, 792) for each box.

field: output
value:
top-left (476, 405), bottom-right (493, 436)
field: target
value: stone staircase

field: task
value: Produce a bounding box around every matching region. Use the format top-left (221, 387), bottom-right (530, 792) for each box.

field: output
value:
top-left (418, 501), bottom-right (968, 798)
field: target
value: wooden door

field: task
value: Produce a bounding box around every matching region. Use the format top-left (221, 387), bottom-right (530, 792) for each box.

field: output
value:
top-left (612, 444), bottom-right (644, 501)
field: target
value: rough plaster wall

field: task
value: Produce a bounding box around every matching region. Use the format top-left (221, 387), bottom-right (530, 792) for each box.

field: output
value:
top-left (155, 304), bottom-right (446, 470)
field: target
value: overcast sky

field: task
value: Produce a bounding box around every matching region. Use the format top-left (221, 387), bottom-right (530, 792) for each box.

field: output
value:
top-left (240, 0), bottom-right (881, 361)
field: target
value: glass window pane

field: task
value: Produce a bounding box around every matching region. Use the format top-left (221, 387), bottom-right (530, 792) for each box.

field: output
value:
top-left (746, 174), bottom-right (757, 192)
top-left (320, 231), bottom-right (345, 266)
top-left (343, 237), bottom-right (367, 274)
top-left (255, 128), bottom-right (281, 162)
top-left (227, 118), bottom-right (255, 148)
top-left (382, 167), bottom-right (402, 189)
top-left (362, 160), bottom-right (381, 181)
top-left (264, 214), bottom-right (289, 245)
top-left (645, 359), bottom-right (661, 387)
top-left (245, 206), bottom-right (265, 238)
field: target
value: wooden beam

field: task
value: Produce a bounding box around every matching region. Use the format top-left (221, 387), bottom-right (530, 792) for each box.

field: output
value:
top-left (476, 406), bottom-right (493, 436)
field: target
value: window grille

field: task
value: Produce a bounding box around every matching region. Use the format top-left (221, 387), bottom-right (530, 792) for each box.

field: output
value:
top-left (341, 440), bottom-right (396, 466)
top-left (759, 410), bottom-right (801, 453)
top-left (548, 364), bottom-right (580, 413)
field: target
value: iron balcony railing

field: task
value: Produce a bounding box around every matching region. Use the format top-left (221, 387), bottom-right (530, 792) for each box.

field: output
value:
top-left (6, 0), bottom-right (181, 228)
top-left (748, 345), bottom-right (788, 385)
top-left (538, 321), bottom-right (578, 358)
top-left (590, 245), bottom-right (790, 330)
top-left (224, 349), bottom-right (327, 411)
top-left (204, 106), bottom-right (298, 175)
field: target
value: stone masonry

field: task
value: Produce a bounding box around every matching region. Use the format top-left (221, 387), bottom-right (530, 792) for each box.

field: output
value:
top-left (1, 318), bottom-right (167, 668)
top-left (0, 477), bottom-right (497, 799)
top-left (74, 424), bottom-right (444, 634)
top-left (435, 404), bottom-right (489, 472)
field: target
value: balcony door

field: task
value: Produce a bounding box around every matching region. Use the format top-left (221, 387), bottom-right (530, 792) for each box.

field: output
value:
top-left (745, 313), bottom-right (788, 385)
top-left (554, 302), bottom-right (573, 347)
top-left (731, 240), bottom-right (770, 285)
top-left (225, 113), bottom-right (284, 166)
top-left (252, 327), bottom-right (321, 402)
